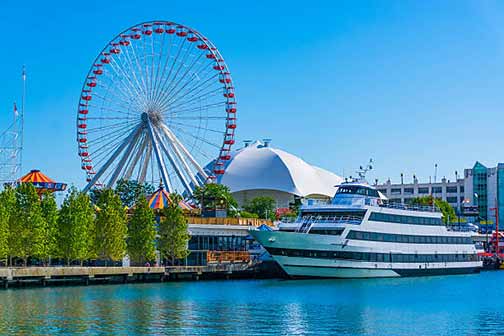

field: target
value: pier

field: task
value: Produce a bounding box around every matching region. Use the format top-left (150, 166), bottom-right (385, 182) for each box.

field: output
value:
top-left (0, 261), bottom-right (268, 289)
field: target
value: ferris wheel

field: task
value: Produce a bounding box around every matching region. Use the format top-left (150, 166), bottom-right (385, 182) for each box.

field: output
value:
top-left (77, 21), bottom-right (237, 195)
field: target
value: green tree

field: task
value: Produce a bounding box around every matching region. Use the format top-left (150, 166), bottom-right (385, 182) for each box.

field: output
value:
top-left (41, 191), bottom-right (59, 264)
top-left (1, 186), bottom-right (16, 266)
top-left (192, 183), bottom-right (238, 215)
top-left (127, 196), bottom-right (156, 265)
top-left (0, 197), bottom-right (9, 265)
top-left (95, 189), bottom-right (128, 263)
top-left (244, 196), bottom-right (276, 220)
top-left (410, 195), bottom-right (457, 224)
top-left (58, 188), bottom-right (96, 265)
top-left (11, 183), bottom-right (46, 266)
top-left (115, 179), bottom-right (155, 208)
top-left (159, 194), bottom-right (190, 265)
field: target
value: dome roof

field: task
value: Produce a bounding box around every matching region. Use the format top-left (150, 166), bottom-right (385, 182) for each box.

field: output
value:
top-left (216, 141), bottom-right (343, 198)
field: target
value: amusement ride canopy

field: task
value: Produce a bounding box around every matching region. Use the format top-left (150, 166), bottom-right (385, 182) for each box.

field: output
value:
top-left (77, 21), bottom-right (237, 196)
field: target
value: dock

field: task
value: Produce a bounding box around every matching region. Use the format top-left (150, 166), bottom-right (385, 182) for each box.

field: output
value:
top-left (0, 261), bottom-right (267, 289)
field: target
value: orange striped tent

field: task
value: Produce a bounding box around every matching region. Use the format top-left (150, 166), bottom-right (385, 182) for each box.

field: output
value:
top-left (18, 169), bottom-right (67, 195)
top-left (148, 186), bottom-right (194, 211)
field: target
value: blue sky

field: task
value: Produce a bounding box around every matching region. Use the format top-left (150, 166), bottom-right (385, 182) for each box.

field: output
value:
top-left (1, 0), bottom-right (504, 188)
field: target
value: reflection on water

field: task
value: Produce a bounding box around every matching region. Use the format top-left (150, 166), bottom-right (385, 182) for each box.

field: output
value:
top-left (1, 272), bottom-right (504, 335)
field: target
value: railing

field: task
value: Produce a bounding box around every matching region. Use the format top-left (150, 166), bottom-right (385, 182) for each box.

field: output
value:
top-left (188, 217), bottom-right (274, 227)
top-left (206, 251), bottom-right (251, 264)
top-left (380, 202), bottom-right (440, 213)
top-left (285, 215), bottom-right (363, 228)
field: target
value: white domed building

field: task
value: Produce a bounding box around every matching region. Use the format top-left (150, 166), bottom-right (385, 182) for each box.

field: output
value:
top-left (214, 140), bottom-right (343, 208)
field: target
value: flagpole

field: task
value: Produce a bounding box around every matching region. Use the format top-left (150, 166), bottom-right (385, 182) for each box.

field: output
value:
top-left (20, 65), bottom-right (26, 175)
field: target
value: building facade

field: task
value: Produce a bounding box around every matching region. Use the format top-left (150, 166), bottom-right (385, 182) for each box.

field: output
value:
top-left (376, 162), bottom-right (504, 225)
top-left (376, 176), bottom-right (465, 213)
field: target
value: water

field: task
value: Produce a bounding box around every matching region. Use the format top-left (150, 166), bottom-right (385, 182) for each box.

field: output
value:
top-left (0, 272), bottom-right (503, 335)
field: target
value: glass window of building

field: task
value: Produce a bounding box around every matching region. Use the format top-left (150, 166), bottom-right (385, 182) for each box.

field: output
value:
top-left (432, 186), bottom-right (442, 194)
top-left (446, 196), bottom-right (458, 203)
top-left (391, 188), bottom-right (401, 195)
top-left (404, 188), bottom-right (414, 195)
top-left (418, 187), bottom-right (429, 194)
top-left (446, 186), bottom-right (458, 193)
top-left (473, 162), bottom-right (488, 220)
top-left (460, 186), bottom-right (465, 193)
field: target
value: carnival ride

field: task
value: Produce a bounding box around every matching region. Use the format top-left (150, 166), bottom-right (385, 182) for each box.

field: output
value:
top-left (16, 169), bottom-right (67, 196)
top-left (77, 21), bottom-right (237, 196)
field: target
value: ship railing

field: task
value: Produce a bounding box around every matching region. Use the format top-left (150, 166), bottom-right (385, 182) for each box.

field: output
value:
top-left (379, 202), bottom-right (440, 213)
top-left (289, 215), bottom-right (363, 227)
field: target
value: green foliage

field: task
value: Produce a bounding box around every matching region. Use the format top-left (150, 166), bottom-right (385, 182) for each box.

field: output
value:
top-left (2, 187), bottom-right (15, 265)
top-left (11, 183), bottom-right (46, 264)
top-left (409, 195), bottom-right (457, 224)
top-left (58, 188), bottom-right (95, 264)
top-left (159, 195), bottom-right (190, 265)
top-left (0, 198), bottom-right (9, 263)
top-left (238, 211), bottom-right (259, 219)
top-left (95, 189), bottom-right (128, 262)
top-left (127, 196), bottom-right (156, 264)
top-left (244, 196), bottom-right (276, 220)
top-left (41, 191), bottom-right (59, 260)
top-left (115, 179), bottom-right (155, 208)
top-left (192, 183), bottom-right (238, 212)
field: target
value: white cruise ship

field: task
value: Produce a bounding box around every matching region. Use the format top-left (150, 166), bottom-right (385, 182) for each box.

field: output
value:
top-left (250, 181), bottom-right (482, 278)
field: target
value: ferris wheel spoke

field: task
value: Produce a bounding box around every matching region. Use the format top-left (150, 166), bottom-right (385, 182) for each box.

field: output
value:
top-left (169, 124), bottom-right (221, 149)
top-left (120, 42), bottom-right (150, 103)
top-left (158, 65), bottom-right (217, 112)
top-left (167, 102), bottom-right (226, 116)
top-left (87, 103), bottom-right (135, 117)
top-left (92, 91), bottom-right (140, 115)
top-left (152, 39), bottom-right (187, 106)
top-left (167, 120), bottom-right (224, 134)
top-left (106, 57), bottom-right (148, 111)
top-left (141, 32), bottom-right (155, 105)
top-left (151, 36), bottom-right (176, 107)
top-left (154, 51), bottom-right (205, 110)
top-left (159, 43), bottom-right (194, 98)
top-left (165, 73), bottom-right (222, 109)
top-left (85, 120), bottom-right (134, 134)
top-left (128, 39), bottom-right (151, 101)
top-left (88, 126), bottom-right (138, 161)
top-left (167, 87), bottom-right (223, 112)
top-left (150, 32), bottom-right (168, 103)
top-left (157, 59), bottom-right (216, 111)
top-left (86, 128), bottom-right (135, 150)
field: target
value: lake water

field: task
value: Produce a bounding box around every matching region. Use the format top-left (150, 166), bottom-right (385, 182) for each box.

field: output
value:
top-left (1, 271), bottom-right (503, 335)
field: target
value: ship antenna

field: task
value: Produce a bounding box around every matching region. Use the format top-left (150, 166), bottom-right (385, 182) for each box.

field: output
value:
top-left (355, 159), bottom-right (373, 182)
